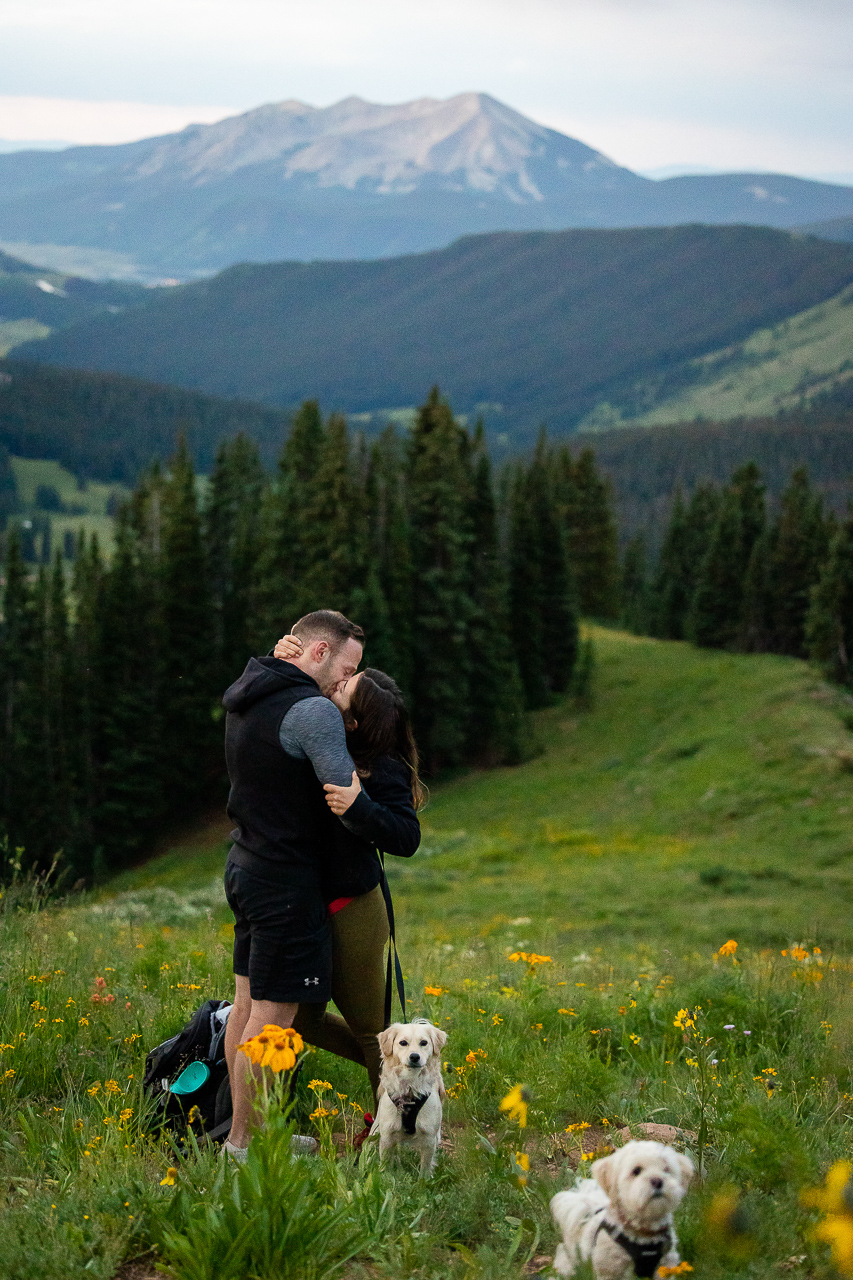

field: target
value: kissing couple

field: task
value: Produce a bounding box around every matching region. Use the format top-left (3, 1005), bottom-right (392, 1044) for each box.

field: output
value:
top-left (219, 609), bottom-right (423, 1160)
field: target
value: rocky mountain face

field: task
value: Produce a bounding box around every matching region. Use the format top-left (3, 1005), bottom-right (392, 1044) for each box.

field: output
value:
top-left (0, 92), bottom-right (852, 280)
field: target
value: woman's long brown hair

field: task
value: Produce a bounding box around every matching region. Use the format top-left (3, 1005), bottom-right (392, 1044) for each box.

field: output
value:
top-left (346, 668), bottom-right (426, 809)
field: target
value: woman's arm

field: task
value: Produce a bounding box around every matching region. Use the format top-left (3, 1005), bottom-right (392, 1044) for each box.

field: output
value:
top-left (324, 758), bottom-right (420, 859)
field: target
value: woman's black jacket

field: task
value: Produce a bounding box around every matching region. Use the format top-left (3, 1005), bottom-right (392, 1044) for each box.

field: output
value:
top-left (322, 755), bottom-right (420, 899)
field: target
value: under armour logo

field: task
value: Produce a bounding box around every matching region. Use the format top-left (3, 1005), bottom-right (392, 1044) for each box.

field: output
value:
top-left (304, 977), bottom-right (319, 986)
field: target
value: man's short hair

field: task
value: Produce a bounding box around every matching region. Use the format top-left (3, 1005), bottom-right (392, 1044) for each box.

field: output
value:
top-left (292, 610), bottom-right (364, 651)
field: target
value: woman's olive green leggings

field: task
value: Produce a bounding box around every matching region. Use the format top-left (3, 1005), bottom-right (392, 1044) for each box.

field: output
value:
top-left (292, 884), bottom-right (389, 1106)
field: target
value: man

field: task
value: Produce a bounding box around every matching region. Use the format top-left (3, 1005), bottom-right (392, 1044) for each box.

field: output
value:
top-left (220, 609), bottom-right (363, 1160)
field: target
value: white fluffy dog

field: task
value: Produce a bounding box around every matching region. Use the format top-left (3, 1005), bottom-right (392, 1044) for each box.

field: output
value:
top-left (371, 1017), bottom-right (447, 1176)
top-left (550, 1140), bottom-right (693, 1279)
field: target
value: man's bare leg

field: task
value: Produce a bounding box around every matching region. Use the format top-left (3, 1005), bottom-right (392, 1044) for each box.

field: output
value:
top-left (225, 977), bottom-right (298, 1150)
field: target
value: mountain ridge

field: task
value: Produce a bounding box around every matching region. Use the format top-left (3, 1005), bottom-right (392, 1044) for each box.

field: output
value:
top-left (1, 92), bottom-right (851, 280)
top-left (16, 224), bottom-right (853, 441)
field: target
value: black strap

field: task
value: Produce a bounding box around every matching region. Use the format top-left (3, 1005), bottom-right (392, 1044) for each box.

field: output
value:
top-left (379, 854), bottom-right (406, 1027)
top-left (395, 1091), bottom-right (429, 1134)
top-left (594, 1219), bottom-right (672, 1279)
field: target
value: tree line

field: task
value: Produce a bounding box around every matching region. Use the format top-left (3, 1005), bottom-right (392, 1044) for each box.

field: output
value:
top-left (0, 389), bottom-right (619, 883)
top-left (621, 461), bottom-right (853, 683)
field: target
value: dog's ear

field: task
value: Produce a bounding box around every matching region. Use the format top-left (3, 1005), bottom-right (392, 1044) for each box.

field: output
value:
top-left (591, 1153), bottom-right (617, 1199)
top-left (675, 1152), bottom-right (694, 1189)
top-left (427, 1024), bottom-right (448, 1052)
top-left (377, 1025), bottom-right (400, 1060)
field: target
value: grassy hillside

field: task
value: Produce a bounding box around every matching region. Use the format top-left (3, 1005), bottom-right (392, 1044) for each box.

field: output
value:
top-left (0, 248), bottom-right (144, 356)
top-left (5, 629), bottom-right (853, 1279)
top-left (13, 225), bottom-right (853, 441)
top-left (7, 456), bottom-right (127, 555)
top-left (112, 626), bottom-right (853, 949)
top-left (579, 282), bottom-right (853, 428)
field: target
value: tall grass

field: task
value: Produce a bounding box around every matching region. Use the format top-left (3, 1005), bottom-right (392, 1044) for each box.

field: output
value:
top-left (3, 628), bottom-right (853, 1277)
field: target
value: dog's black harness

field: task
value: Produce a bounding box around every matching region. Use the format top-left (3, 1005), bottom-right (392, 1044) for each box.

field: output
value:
top-left (392, 1092), bottom-right (429, 1135)
top-left (594, 1217), bottom-right (673, 1278)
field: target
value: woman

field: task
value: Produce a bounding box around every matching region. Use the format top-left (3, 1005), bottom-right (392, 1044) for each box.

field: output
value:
top-left (273, 634), bottom-right (424, 1106)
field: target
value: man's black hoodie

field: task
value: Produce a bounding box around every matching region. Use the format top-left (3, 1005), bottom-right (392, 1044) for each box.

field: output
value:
top-left (223, 657), bottom-right (334, 886)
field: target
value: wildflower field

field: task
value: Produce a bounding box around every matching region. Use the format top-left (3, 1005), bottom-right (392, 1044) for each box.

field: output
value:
top-left (4, 627), bottom-right (853, 1280)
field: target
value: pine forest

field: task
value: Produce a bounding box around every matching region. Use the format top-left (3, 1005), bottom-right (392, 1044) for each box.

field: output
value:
top-left (0, 389), bottom-right (620, 883)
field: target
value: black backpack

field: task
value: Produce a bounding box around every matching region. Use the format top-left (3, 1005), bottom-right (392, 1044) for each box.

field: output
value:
top-left (143, 998), bottom-right (234, 1142)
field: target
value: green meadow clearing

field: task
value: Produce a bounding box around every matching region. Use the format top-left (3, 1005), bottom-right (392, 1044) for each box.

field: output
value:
top-left (3, 627), bottom-right (853, 1280)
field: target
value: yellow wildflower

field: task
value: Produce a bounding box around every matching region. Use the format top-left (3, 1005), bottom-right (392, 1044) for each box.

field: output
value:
top-left (565, 1121), bottom-right (591, 1133)
top-left (499, 1083), bottom-right (529, 1128)
top-left (424, 985), bottom-right (447, 996)
top-left (803, 1162), bottom-right (853, 1274)
top-left (308, 1079), bottom-right (333, 1092)
top-left (558, 1008), bottom-right (577, 1016)
top-left (658, 1265), bottom-right (693, 1277)
top-left (673, 1008), bottom-right (696, 1031)
top-left (514, 1150), bottom-right (530, 1186)
top-left (104, 1079), bottom-right (121, 1094)
top-left (119, 1108), bottom-right (133, 1122)
top-left (717, 940), bottom-right (738, 956)
top-left (239, 1024), bottom-right (303, 1071)
top-left (160, 1167), bottom-right (178, 1187)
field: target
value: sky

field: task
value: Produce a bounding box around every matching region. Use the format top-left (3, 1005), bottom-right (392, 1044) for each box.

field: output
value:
top-left (0, 0), bottom-right (851, 180)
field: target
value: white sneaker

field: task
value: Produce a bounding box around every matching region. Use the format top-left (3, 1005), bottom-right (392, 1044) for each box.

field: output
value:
top-left (221, 1139), bottom-right (248, 1164)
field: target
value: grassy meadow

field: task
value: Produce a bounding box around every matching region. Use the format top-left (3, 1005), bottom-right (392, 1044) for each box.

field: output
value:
top-left (3, 626), bottom-right (853, 1279)
top-left (9, 456), bottom-right (128, 555)
top-left (586, 282), bottom-right (853, 429)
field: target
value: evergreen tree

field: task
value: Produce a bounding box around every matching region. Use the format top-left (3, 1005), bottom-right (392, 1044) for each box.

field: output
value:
top-left (255, 400), bottom-right (326, 642)
top-left (621, 533), bottom-right (650, 634)
top-left (688, 464), bottom-right (765, 649)
top-left (299, 413), bottom-right (359, 614)
top-left (38, 554), bottom-right (75, 865)
top-left (159, 439), bottom-right (217, 810)
top-left (367, 426), bottom-right (414, 693)
top-left (507, 462), bottom-right (548, 708)
top-left (464, 432), bottom-right (528, 763)
top-left (562, 447), bottom-right (620, 618)
top-left (806, 513), bottom-right (853, 686)
top-left (94, 511), bottom-right (164, 863)
top-left (407, 388), bottom-right (473, 770)
top-left (0, 532), bottom-right (42, 868)
top-left (767, 467), bottom-right (830, 657)
top-left (507, 436), bottom-right (578, 708)
top-left (67, 533), bottom-right (105, 874)
top-left (0, 444), bottom-right (18, 530)
top-left (205, 433), bottom-right (267, 684)
top-left (739, 527), bottom-right (774, 652)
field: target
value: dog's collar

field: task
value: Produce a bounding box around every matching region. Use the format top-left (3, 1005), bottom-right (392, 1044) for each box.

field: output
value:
top-left (392, 1090), bottom-right (429, 1135)
top-left (595, 1217), bottom-right (672, 1278)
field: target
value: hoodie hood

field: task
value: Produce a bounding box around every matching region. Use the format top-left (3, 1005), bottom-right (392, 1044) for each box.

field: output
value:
top-left (222, 656), bottom-right (320, 714)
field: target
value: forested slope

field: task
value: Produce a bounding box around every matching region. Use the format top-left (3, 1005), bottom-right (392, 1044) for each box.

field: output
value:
top-left (0, 358), bottom-right (291, 481)
top-left (15, 225), bottom-right (853, 440)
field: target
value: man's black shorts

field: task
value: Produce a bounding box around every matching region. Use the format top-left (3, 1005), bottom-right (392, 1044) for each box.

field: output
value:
top-left (224, 859), bottom-right (332, 1003)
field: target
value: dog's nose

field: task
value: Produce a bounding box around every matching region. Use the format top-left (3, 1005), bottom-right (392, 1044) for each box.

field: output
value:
top-left (650, 1177), bottom-right (663, 1190)
top-left (408, 1052), bottom-right (421, 1065)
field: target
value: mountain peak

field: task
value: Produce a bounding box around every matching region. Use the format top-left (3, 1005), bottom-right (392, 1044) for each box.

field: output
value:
top-left (129, 91), bottom-right (633, 197)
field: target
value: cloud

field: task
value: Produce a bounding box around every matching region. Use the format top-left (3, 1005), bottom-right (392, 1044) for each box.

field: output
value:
top-left (0, 0), bottom-right (849, 173)
top-left (0, 96), bottom-right (234, 146)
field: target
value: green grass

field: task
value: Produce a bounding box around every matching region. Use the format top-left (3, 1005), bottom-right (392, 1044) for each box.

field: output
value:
top-left (4, 628), bottom-right (853, 1279)
top-left (583, 283), bottom-right (853, 428)
top-left (9, 456), bottom-right (130, 555)
top-left (0, 318), bottom-right (50, 357)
